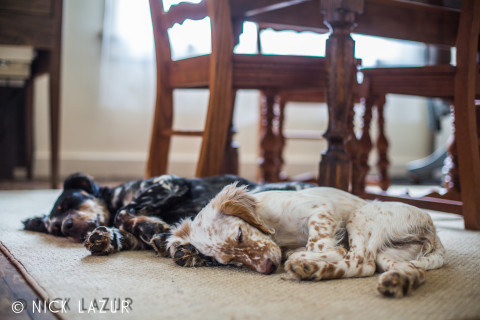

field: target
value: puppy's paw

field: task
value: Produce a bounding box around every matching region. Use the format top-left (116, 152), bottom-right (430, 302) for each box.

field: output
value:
top-left (150, 233), bottom-right (170, 257)
top-left (172, 243), bottom-right (219, 267)
top-left (377, 271), bottom-right (410, 298)
top-left (23, 215), bottom-right (48, 233)
top-left (84, 226), bottom-right (118, 255)
top-left (135, 219), bottom-right (171, 243)
top-left (284, 254), bottom-right (321, 281)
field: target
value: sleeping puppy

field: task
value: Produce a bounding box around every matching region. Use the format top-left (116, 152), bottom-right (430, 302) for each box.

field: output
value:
top-left (23, 173), bottom-right (312, 259)
top-left (167, 183), bottom-right (445, 298)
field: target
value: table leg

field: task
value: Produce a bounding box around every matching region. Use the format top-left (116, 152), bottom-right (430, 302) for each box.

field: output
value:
top-left (318, 1), bottom-right (364, 191)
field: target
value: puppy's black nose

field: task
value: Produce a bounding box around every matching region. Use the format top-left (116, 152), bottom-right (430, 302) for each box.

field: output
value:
top-left (51, 222), bottom-right (63, 236)
top-left (62, 218), bottom-right (74, 235)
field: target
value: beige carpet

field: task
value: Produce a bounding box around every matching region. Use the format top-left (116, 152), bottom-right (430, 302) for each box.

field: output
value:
top-left (1, 190), bottom-right (479, 320)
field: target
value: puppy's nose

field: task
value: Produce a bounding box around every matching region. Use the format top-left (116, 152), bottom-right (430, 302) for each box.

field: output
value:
top-left (50, 221), bottom-right (63, 236)
top-left (263, 259), bottom-right (278, 275)
top-left (62, 218), bottom-right (74, 235)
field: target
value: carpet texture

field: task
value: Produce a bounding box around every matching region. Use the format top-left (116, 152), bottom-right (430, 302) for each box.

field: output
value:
top-left (1, 190), bottom-right (479, 320)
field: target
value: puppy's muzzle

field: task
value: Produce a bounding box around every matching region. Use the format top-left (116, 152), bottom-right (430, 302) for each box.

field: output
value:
top-left (61, 216), bottom-right (99, 242)
top-left (260, 258), bottom-right (278, 275)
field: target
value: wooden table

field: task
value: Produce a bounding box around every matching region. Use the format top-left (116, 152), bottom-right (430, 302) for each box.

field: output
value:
top-left (0, 0), bottom-right (63, 188)
top-left (231, 0), bottom-right (480, 230)
top-left (231, 0), bottom-right (460, 188)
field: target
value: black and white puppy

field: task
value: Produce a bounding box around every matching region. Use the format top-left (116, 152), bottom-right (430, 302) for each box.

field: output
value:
top-left (23, 173), bottom-right (311, 261)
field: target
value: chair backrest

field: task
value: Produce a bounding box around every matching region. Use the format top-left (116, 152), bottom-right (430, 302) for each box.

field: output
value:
top-left (149, 0), bottom-right (239, 62)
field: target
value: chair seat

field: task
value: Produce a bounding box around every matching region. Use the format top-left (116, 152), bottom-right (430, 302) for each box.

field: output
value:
top-left (169, 54), bottom-right (326, 89)
top-left (361, 65), bottom-right (456, 97)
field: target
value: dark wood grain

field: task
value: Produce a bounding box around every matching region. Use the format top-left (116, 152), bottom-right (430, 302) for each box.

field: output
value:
top-left (0, 250), bottom-right (57, 320)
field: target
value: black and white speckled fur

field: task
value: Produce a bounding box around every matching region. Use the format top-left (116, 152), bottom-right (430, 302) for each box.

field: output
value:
top-left (23, 172), bottom-right (312, 261)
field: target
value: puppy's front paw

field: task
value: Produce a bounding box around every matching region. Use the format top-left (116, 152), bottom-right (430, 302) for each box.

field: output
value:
top-left (285, 255), bottom-right (321, 281)
top-left (172, 243), bottom-right (219, 267)
top-left (150, 233), bottom-right (170, 257)
top-left (377, 271), bottom-right (410, 298)
top-left (84, 226), bottom-right (117, 255)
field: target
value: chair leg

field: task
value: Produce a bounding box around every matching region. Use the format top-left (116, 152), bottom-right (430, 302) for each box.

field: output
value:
top-left (219, 92), bottom-right (239, 175)
top-left (196, 89), bottom-right (234, 177)
top-left (146, 89), bottom-right (173, 178)
top-left (453, 0), bottom-right (480, 230)
top-left (219, 122), bottom-right (239, 175)
top-left (196, 0), bottom-right (234, 177)
top-left (346, 93), bottom-right (361, 195)
top-left (442, 109), bottom-right (461, 200)
top-left (277, 98), bottom-right (286, 180)
top-left (355, 96), bottom-right (373, 195)
top-left (375, 96), bottom-right (391, 191)
top-left (258, 91), bottom-right (282, 183)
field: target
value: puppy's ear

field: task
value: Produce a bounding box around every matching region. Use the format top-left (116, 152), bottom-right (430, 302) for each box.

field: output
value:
top-left (23, 215), bottom-right (48, 233)
top-left (221, 200), bottom-right (274, 235)
top-left (63, 172), bottom-right (99, 195)
top-left (216, 184), bottom-right (274, 235)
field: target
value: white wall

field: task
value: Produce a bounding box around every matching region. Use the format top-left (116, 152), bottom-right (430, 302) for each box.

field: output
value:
top-left (32, 0), bottom-right (436, 182)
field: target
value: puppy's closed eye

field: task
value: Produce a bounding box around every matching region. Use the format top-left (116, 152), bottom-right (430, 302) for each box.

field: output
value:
top-left (237, 227), bottom-right (243, 244)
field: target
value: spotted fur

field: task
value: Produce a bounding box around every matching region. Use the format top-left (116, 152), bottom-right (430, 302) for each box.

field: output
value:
top-left (168, 184), bottom-right (445, 298)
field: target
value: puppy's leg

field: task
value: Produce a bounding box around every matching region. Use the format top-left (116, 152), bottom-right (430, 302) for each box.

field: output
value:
top-left (304, 212), bottom-right (348, 261)
top-left (84, 226), bottom-right (146, 255)
top-left (376, 237), bottom-right (444, 299)
top-left (284, 228), bottom-right (376, 281)
top-left (376, 248), bottom-right (427, 298)
top-left (108, 182), bottom-right (191, 256)
top-left (285, 209), bottom-right (376, 281)
top-left (115, 209), bottom-right (171, 256)
top-left (84, 210), bottom-right (171, 256)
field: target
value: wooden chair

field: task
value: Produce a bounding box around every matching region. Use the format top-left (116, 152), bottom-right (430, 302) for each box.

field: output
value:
top-left (358, 0), bottom-right (480, 230)
top-left (147, 0), bottom-right (327, 178)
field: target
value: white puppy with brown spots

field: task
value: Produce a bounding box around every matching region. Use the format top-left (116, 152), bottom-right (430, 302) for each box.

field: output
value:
top-left (167, 183), bottom-right (445, 298)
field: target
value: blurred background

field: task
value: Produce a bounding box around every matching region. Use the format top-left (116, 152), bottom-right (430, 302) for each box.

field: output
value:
top-left (1, 0), bottom-right (453, 186)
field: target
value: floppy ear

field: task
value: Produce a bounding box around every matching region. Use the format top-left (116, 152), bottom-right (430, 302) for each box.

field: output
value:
top-left (63, 172), bottom-right (99, 195)
top-left (220, 198), bottom-right (275, 236)
top-left (23, 215), bottom-right (48, 233)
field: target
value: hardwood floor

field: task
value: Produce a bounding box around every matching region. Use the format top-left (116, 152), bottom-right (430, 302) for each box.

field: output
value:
top-left (0, 252), bottom-right (57, 320)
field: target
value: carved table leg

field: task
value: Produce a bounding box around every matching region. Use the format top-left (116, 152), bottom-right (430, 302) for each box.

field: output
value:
top-left (318, 1), bottom-right (364, 191)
